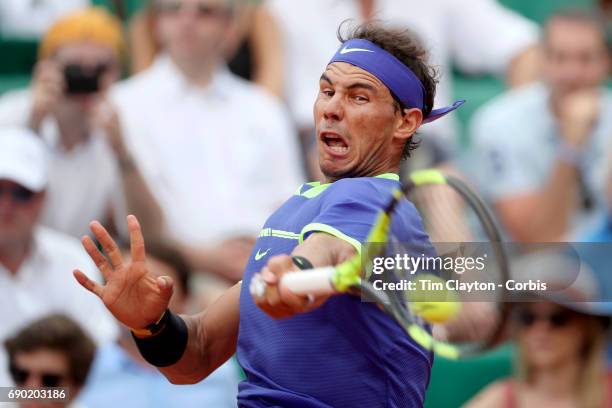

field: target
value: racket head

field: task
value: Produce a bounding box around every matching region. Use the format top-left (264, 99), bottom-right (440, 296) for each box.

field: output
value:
top-left (358, 169), bottom-right (511, 359)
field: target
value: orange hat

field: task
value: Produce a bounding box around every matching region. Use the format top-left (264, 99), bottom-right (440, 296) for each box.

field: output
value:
top-left (39, 7), bottom-right (124, 59)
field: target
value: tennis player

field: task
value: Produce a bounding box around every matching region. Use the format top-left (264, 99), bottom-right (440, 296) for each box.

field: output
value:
top-left (74, 22), bottom-right (463, 407)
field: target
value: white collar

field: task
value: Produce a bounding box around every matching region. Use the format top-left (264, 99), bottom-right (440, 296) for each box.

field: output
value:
top-left (148, 54), bottom-right (234, 101)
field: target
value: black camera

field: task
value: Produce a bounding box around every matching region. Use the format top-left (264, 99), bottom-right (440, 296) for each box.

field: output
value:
top-left (64, 64), bottom-right (108, 95)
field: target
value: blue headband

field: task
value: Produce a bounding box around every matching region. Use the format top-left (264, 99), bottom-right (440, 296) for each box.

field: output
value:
top-left (328, 39), bottom-right (465, 124)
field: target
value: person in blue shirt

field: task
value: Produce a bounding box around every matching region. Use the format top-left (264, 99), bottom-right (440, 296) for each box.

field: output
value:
top-left (73, 21), bottom-right (463, 407)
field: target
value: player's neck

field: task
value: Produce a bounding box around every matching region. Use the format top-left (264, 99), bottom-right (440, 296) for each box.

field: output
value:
top-left (323, 164), bottom-right (400, 183)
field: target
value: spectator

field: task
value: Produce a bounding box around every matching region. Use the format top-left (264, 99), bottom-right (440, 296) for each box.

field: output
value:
top-left (112, 0), bottom-right (303, 281)
top-left (0, 7), bottom-right (163, 240)
top-left (465, 250), bottom-right (612, 408)
top-left (0, 127), bottom-right (117, 387)
top-left (265, 0), bottom-right (540, 157)
top-left (77, 242), bottom-right (240, 408)
top-left (129, 0), bottom-right (285, 97)
top-left (465, 301), bottom-right (611, 407)
top-left (0, 0), bottom-right (88, 39)
top-left (4, 315), bottom-right (95, 408)
top-left (583, 164), bottom-right (612, 242)
top-left (468, 10), bottom-right (611, 242)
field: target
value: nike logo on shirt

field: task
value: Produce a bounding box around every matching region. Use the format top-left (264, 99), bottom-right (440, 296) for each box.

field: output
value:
top-left (254, 248), bottom-right (271, 261)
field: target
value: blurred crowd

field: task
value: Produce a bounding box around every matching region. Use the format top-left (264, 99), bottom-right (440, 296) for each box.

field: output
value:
top-left (0, 0), bottom-right (609, 407)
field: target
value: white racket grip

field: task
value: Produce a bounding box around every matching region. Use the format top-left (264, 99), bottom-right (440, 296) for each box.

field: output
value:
top-left (249, 266), bottom-right (336, 298)
top-left (281, 266), bottom-right (336, 296)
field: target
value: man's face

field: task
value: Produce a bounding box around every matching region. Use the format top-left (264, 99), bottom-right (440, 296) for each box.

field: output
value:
top-left (0, 180), bottom-right (44, 249)
top-left (156, 0), bottom-right (232, 64)
top-left (53, 41), bottom-right (120, 112)
top-left (543, 18), bottom-right (610, 96)
top-left (314, 62), bottom-right (412, 180)
top-left (12, 349), bottom-right (74, 408)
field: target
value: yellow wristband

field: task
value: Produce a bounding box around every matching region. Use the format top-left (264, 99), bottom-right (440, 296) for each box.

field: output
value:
top-left (130, 310), bottom-right (168, 338)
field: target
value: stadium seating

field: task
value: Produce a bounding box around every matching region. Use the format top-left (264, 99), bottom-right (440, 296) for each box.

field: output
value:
top-left (424, 344), bottom-right (515, 408)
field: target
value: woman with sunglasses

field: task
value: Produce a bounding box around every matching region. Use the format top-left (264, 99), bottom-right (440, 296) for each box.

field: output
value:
top-left (466, 257), bottom-right (612, 408)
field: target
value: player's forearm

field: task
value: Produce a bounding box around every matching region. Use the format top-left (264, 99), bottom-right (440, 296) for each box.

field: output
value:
top-left (157, 312), bottom-right (213, 384)
top-left (158, 283), bottom-right (241, 384)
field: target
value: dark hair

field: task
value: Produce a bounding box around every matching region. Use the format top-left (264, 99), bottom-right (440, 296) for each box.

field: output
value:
top-left (4, 314), bottom-right (96, 387)
top-left (337, 21), bottom-right (439, 159)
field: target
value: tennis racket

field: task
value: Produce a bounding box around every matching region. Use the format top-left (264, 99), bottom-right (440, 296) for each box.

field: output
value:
top-left (250, 169), bottom-right (510, 359)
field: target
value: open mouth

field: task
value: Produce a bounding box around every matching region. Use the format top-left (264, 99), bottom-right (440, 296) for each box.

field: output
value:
top-left (321, 132), bottom-right (349, 155)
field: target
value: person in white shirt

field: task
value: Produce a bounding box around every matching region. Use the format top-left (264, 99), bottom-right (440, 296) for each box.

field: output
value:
top-left (467, 10), bottom-right (612, 242)
top-left (0, 127), bottom-right (118, 388)
top-left (113, 0), bottom-right (304, 281)
top-left (266, 0), bottom-right (540, 152)
top-left (0, 7), bottom-right (163, 240)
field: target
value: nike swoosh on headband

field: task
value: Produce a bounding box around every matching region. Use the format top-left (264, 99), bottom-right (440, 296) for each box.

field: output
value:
top-left (340, 46), bottom-right (375, 54)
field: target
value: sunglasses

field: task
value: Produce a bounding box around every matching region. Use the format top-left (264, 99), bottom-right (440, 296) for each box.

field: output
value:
top-left (156, 1), bottom-right (231, 18)
top-left (515, 310), bottom-right (575, 329)
top-left (0, 185), bottom-right (35, 203)
top-left (9, 364), bottom-right (68, 387)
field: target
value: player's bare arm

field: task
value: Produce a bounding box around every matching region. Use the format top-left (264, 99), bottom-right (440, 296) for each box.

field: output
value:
top-left (159, 283), bottom-right (240, 384)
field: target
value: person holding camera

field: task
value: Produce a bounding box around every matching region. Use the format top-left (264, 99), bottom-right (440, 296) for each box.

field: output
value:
top-left (0, 7), bottom-right (163, 241)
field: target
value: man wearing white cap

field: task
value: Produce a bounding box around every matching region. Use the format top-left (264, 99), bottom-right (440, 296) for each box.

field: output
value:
top-left (0, 127), bottom-right (118, 388)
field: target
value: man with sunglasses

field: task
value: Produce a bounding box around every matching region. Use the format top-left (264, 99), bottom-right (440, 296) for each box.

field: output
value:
top-left (0, 7), bottom-right (163, 241)
top-left (0, 127), bottom-right (118, 389)
top-left (4, 314), bottom-right (95, 408)
top-left (111, 0), bottom-right (303, 281)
